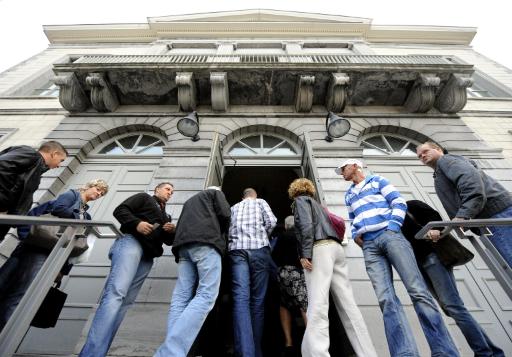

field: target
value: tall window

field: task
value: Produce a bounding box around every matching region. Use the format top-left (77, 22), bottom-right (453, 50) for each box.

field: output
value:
top-left (228, 134), bottom-right (298, 156)
top-left (98, 134), bottom-right (164, 155)
top-left (360, 134), bottom-right (418, 156)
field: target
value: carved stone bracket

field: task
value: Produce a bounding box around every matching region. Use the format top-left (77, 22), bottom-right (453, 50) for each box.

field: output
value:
top-left (53, 73), bottom-right (90, 112)
top-left (435, 74), bottom-right (474, 114)
top-left (404, 74), bottom-right (441, 113)
top-left (176, 72), bottom-right (197, 112)
top-left (210, 72), bottom-right (229, 112)
top-left (295, 75), bottom-right (315, 112)
top-left (85, 73), bottom-right (119, 112)
top-left (326, 73), bottom-right (350, 112)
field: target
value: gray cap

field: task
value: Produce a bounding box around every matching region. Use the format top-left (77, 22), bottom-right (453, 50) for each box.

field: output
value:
top-left (334, 159), bottom-right (363, 175)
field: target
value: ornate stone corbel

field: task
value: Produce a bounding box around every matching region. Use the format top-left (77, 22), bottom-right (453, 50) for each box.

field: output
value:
top-left (435, 74), bottom-right (474, 114)
top-left (295, 75), bottom-right (315, 113)
top-left (210, 72), bottom-right (229, 112)
top-left (176, 72), bottom-right (197, 112)
top-left (85, 73), bottom-right (119, 112)
top-left (404, 74), bottom-right (441, 113)
top-left (53, 73), bottom-right (90, 112)
top-left (326, 73), bottom-right (350, 112)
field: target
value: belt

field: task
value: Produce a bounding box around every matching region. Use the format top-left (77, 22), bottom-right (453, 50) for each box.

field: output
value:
top-left (313, 239), bottom-right (338, 247)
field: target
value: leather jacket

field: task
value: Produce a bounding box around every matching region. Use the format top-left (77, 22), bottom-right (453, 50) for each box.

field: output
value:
top-left (293, 195), bottom-right (340, 260)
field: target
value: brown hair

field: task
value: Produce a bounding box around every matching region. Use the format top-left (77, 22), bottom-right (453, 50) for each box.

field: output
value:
top-left (38, 141), bottom-right (68, 156)
top-left (288, 178), bottom-right (316, 199)
top-left (154, 182), bottom-right (174, 192)
top-left (421, 141), bottom-right (443, 152)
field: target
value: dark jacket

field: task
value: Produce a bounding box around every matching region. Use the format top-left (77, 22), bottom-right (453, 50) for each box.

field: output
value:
top-left (113, 192), bottom-right (174, 258)
top-left (171, 189), bottom-right (231, 262)
top-left (401, 200), bottom-right (439, 264)
top-left (293, 195), bottom-right (340, 260)
top-left (272, 229), bottom-right (301, 268)
top-left (0, 145), bottom-right (49, 214)
top-left (434, 154), bottom-right (512, 219)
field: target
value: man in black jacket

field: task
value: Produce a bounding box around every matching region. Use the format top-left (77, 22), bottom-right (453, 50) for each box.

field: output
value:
top-left (154, 186), bottom-right (231, 357)
top-left (79, 182), bottom-right (175, 357)
top-left (0, 141), bottom-right (68, 240)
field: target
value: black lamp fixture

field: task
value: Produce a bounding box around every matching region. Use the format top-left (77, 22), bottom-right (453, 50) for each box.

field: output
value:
top-left (177, 111), bottom-right (200, 142)
top-left (325, 111), bottom-right (351, 142)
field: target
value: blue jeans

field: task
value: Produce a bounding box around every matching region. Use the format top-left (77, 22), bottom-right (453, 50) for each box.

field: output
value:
top-left (423, 253), bottom-right (504, 357)
top-left (488, 206), bottom-right (512, 268)
top-left (0, 244), bottom-right (47, 331)
top-left (363, 230), bottom-right (459, 357)
top-left (154, 243), bottom-right (222, 357)
top-left (79, 234), bottom-right (153, 357)
top-left (229, 246), bottom-right (271, 357)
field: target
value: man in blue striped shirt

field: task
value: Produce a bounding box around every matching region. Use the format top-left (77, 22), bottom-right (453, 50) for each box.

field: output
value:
top-left (228, 188), bottom-right (277, 357)
top-left (338, 159), bottom-right (459, 357)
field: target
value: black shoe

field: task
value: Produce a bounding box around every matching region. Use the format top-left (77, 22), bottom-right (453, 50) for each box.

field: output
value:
top-left (282, 345), bottom-right (296, 357)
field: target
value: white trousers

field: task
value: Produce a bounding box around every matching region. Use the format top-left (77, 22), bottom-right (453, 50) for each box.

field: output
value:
top-left (302, 241), bottom-right (378, 357)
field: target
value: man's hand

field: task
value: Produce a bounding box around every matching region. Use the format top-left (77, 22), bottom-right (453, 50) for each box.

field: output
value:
top-left (136, 221), bottom-right (154, 235)
top-left (163, 223), bottom-right (176, 233)
top-left (354, 236), bottom-right (364, 248)
top-left (300, 258), bottom-right (313, 271)
top-left (427, 229), bottom-right (442, 243)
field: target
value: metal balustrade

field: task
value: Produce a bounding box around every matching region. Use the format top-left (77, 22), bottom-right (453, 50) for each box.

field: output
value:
top-left (415, 218), bottom-right (512, 300)
top-left (0, 215), bottom-right (122, 357)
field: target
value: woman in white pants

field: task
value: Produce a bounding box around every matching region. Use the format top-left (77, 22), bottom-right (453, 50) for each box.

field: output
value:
top-left (289, 178), bottom-right (377, 357)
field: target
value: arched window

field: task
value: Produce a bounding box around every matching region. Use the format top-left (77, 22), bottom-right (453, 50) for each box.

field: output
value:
top-left (360, 134), bottom-right (418, 156)
top-left (227, 134), bottom-right (298, 156)
top-left (98, 134), bottom-right (164, 155)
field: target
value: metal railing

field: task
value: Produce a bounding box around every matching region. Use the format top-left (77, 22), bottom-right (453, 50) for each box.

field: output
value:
top-left (0, 215), bottom-right (122, 357)
top-left (415, 218), bottom-right (512, 299)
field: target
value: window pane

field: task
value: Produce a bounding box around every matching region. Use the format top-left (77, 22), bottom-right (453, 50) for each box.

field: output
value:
top-left (138, 146), bottom-right (164, 155)
top-left (362, 147), bottom-right (386, 155)
top-left (240, 136), bottom-right (261, 149)
top-left (270, 143), bottom-right (297, 155)
top-left (385, 136), bottom-right (408, 153)
top-left (229, 143), bottom-right (255, 156)
top-left (364, 136), bottom-right (388, 152)
top-left (99, 142), bottom-right (124, 155)
top-left (262, 135), bottom-right (282, 149)
top-left (118, 136), bottom-right (139, 150)
top-left (134, 136), bottom-right (163, 153)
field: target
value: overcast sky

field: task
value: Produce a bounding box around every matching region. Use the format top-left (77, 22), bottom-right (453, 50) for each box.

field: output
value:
top-left (0, 0), bottom-right (511, 73)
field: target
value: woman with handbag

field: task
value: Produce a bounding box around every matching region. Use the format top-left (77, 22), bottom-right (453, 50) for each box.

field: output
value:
top-left (402, 200), bottom-right (504, 357)
top-left (289, 178), bottom-right (377, 357)
top-left (0, 179), bottom-right (109, 331)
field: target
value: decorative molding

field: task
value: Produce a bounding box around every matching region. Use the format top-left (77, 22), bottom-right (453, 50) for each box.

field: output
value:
top-left (435, 74), bottom-right (474, 114)
top-left (326, 73), bottom-right (350, 112)
top-left (85, 73), bottom-right (119, 112)
top-left (176, 72), bottom-right (197, 112)
top-left (295, 75), bottom-right (315, 113)
top-left (404, 74), bottom-right (440, 113)
top-left (210, 72), bottom-right (229, 112)
top-left (53, 73), bottom-right (90, 112)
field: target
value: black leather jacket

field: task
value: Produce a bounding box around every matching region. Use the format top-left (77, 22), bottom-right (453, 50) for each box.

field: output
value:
top-left (293, 195), bottom-right (340, 260)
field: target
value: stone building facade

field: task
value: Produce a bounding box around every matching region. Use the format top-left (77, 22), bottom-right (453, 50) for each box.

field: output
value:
top-left (1, 9), bottom-right (512, 356)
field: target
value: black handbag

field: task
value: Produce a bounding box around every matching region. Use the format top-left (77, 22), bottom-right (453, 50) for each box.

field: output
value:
top-left (31, 283), bottom-right (68, 328)
top-left (434, 235), bottom-right (475, 267)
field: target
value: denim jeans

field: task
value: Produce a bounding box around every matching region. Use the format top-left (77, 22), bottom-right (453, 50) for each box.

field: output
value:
top-left (79, 234), bottom-right (153, 357)
top-left (0, 244), bottom-right (47, 331)
top-left (423, 253), bottom-right (504, 357)
top-left (363, 230), bottom-right (459, 357)
top-left (229, 246), bottom-right (271, 357)
top-left (488, 206), bottom-right (512, 268)
top-left (154, 243), bottom-right (222, 357)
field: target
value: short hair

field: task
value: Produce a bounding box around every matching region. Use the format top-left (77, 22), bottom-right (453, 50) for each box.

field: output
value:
top-left (38, 141), bottom-right (68, 156)
top-left (81, 179), bottom-right (109, 195)
top-left (154, 182), bottom-right (174, 192)
top-left (288, 178), bottom-right (316, 199)
top-left (421, 141), bottom-right (443, 152)
top-left (243, 188), bottom-right (257, 198)
top-left (284, 215), bottom-right (294, 230)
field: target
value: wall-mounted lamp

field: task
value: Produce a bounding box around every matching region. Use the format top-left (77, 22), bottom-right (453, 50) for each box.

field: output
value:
top-left (325, 111), bottom-right (351, 142)
top-left (177, 111), bottom-right (200, 142)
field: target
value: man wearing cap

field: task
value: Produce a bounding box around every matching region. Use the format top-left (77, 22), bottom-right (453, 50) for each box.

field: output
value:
top-left (337, 159), bottom-right (459, 357)
top-left (154, 186), bottom-right (231, 357)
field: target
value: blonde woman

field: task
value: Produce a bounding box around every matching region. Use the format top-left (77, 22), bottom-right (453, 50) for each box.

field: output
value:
top-left (288, 178), bottom-right (377, 357)
top-left (0, 179), bottom-right (109, 331)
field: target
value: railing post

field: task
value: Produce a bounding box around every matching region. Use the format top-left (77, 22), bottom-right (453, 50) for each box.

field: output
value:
top-left (0, 226), bottom-right (78, 356)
